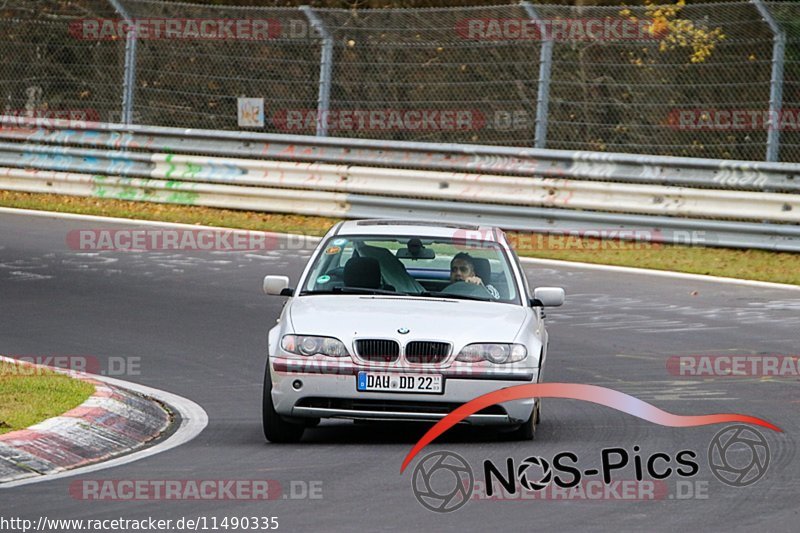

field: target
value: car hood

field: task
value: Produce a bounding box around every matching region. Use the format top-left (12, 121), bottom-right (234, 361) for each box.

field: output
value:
top-left (288, 295), bottom-right (528, 345)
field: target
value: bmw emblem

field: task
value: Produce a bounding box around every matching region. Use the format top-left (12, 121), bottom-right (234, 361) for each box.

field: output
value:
top-left (397, 327), bottom-right (410, 334)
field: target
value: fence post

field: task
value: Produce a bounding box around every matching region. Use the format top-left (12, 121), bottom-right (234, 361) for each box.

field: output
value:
top-left (300, 6), bottom-right (333, 137)
top-left (752, 0), bottom-right (785, 162)
top-left (521, 1), bottom-right (552, 149)
top-left (108, 0), bottom-right (137, 125)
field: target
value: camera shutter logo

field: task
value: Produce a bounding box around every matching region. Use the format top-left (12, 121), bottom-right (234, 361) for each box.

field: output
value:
top-left (517, 456), bottom-right (553, 491)
top-left (411, 451), bottom-right (473, 513)
top-left (708, 425), bottom-right (770, 487)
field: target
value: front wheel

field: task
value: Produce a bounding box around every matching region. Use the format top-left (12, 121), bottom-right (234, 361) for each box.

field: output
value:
top-left (262, 361), bottom-right (305, 443)
top-left (503, 401), bottom-right (539, 441)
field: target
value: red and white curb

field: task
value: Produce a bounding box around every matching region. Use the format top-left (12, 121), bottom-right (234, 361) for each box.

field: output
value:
top-left (0, 356), bottom-right (208, 488)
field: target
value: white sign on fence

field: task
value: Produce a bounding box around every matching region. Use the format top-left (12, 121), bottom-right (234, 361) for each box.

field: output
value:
top-left (237, 97), bottom-right (264, 128)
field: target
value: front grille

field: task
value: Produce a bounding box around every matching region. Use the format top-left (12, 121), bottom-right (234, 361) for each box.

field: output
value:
top-left (355, 339), bottom-right (400, 362)
top-left (405, 341), bottom-right (451, 364)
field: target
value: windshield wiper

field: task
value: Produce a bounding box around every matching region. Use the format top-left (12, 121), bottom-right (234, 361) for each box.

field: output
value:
top-left (300, 286), bottom-right (401, 296)
top-left (417, 291), bottom-right (491, 302)
top-left (300, 287), bottom-right (491, 301)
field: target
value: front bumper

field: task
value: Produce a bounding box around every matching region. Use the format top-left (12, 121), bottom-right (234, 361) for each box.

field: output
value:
top-left (270, 356), bottom-right (538, 425)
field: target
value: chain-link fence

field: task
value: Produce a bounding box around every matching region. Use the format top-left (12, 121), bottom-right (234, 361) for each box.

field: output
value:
top-left (2, 0), bottom-right (800, 162)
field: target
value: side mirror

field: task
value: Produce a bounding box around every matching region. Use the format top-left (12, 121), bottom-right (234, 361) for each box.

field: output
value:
top-left (531, 287), bottom-right (565, 307)
top-left (263, 275), bottom-right (293, 296)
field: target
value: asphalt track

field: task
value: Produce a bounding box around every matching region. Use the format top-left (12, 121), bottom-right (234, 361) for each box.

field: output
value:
top-left (0, 210), bottom-right (798, 532)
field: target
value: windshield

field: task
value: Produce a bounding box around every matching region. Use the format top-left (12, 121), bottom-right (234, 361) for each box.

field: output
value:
top-left (300, 235), bottom-right (520, 304)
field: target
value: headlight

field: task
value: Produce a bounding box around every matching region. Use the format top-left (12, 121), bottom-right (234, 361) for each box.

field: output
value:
top-left (281, 335), bottom-right (349, 357)
top-left (456, 343), bottom-right (527, 364)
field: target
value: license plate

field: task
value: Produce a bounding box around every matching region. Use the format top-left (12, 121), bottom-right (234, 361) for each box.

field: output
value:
top-left (357, 372), bottom-right (443, 394)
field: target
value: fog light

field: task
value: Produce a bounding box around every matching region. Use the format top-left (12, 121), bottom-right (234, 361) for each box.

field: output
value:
top-left (292, 380), bottom-right (303, 391)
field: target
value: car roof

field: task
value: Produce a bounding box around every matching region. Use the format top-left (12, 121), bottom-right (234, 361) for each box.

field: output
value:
top-left (334, 219), bottom-right (501, 241)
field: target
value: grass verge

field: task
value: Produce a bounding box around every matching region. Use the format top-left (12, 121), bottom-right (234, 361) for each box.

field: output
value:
top-left (0, 359), bottom-right (96, 435)
top-left (1, 190), bottom-right (799, 286)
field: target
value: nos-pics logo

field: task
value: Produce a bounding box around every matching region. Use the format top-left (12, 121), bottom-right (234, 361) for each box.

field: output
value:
top-left (411, 451), bottom-right (474, 513)
top-left (411, 425), bottom-right (771, 513)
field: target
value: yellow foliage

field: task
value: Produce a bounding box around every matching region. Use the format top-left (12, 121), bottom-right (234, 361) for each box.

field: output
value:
top-left (621, 0), bottom-right (725, 65)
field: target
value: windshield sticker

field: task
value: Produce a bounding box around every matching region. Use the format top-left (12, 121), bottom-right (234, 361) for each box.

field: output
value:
top-left (316, 275), bottom-right (331, 284)
top-left (332, 238), bottom-right (347, 245)
top-left (325, 246), bottom-right (341, 255)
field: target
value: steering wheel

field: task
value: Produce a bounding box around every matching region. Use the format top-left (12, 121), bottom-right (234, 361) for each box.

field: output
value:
top-left (441, 280), bottom-right (492, 298)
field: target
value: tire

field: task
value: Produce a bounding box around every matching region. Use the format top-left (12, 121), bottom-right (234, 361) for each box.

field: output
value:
top-left (504, 401), bottom-right (539, 441)
top-left (262, 361), bottom-right (305, 443)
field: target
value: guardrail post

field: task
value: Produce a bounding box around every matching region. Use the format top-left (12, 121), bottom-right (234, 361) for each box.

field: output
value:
top-left (521, 1), bottom-right (552, 149)
top-left (752, 0), bottom-right (785, 162)
top-left (300, 6), bottom-right (333, 137)
top-left (108, 0), bottom-right (138, 125)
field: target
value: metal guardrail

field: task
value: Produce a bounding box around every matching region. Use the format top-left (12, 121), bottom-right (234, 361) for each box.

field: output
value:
top-left (2, 118), bottom-right (799, 192)
top-left (0, 117), bottom-right (799, 252)
top-left (1, 145), bottom-right (797, 222)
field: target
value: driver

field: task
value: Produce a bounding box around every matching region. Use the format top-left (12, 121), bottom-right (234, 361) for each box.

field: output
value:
top-left (449, 252), bottom-right (501, 299)
top-left (450, 252), bottom-right (484, 286)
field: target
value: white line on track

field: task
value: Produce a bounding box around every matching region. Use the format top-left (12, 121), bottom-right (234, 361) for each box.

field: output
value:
top-left (518, 256), bottom-right (800, 291)
top-left (2, 205), bottom-right (798, 292)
